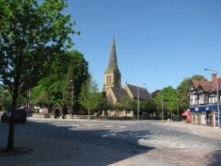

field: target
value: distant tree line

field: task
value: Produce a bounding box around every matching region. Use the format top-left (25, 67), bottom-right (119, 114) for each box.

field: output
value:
top-left (1, 72), bottom-right (205, 119)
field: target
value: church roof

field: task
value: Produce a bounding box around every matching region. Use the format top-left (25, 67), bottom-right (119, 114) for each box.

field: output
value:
top-left (106, 84), bottom-right (152, 103)
top-left (111, 87), bottom-right (127, 101)
top-left (105, 37), bottom-right (121, 75)
top-left (125, 84), bottom-right (151, 100)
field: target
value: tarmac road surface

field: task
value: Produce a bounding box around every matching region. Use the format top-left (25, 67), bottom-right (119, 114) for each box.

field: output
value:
top-left (1, 118), bottom-right (221, 166)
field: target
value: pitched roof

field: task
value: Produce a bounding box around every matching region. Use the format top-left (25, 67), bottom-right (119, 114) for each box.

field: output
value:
top-left (111, 87), bottom-right (127, 101)
top-left (192, 77), bottom-right (221, 92)
top-left (192, 80), bottom-right (210, 89)
top-left (198, 84), bottom-right (214, 92)
top-left (218, 78), bottom-right (221, 91)
top-left (125, 84), bottom-right (151, 100)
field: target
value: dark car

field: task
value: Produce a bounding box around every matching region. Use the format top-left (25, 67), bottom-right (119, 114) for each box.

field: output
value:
top-left (172, 116), bottom-right (182, 122)
top-left (1, 109), bottom-right (27, 123)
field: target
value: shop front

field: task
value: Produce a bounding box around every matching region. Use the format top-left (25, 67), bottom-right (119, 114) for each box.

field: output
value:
top-left (189, 104), bottom-right (221, 127)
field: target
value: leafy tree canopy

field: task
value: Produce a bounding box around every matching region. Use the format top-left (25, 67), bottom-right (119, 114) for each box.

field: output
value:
top-left (31, 50), bottom-right (89, 108)
top-left (79, 76), bottom-right (102, 115)
top-left (154, 86), bottom-right (178, 112)
top-left (63, 50), bottom-right (89, 111)
top-left (0, 0), bottom-right (77, 152)
top-left (0, 0), bottom-right (77, 94)
top-left (140, 98), bottom-right (155, 113)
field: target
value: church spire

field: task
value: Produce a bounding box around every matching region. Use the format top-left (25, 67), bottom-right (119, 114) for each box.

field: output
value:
top-left (103, 36), bottom-right (121, 92)
top-left (105, 36), bottom-right (120, 74)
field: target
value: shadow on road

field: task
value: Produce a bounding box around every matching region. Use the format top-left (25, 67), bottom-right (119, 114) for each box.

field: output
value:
top-left (1, 119), bottom-right (221, 166)
top-left (0, 119), bottom-right (154, 166)
top-left (205, 150), bottom-right (221, 166)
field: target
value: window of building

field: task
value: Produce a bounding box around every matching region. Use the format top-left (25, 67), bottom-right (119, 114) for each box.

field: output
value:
top-left (106, 75), bottom-right (111, 85)
top-left (209, 94), bottom-right (215, 103)
top-left (199, 93), bottom-right (204, 104)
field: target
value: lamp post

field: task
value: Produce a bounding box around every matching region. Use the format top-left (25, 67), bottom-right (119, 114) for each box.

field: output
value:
top-left (161, 96), bottom-right (164, 122)
top-left (137, 83), bottom-right (146, 120)
top-left (204, 68), bottom-right (220, 128)
top-left (137, 87), bottom-right (140, 120)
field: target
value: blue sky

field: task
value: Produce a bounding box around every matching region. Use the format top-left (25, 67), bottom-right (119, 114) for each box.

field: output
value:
top-left (65, 0), bottom-right (221, 93)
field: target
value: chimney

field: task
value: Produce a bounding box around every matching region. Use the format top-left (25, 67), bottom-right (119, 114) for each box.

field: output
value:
top-left (212, 73), bottom-right (217, 83)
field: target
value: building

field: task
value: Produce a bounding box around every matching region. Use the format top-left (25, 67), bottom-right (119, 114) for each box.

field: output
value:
top-left (103, 37), bottom-right (151, 105)
top-left (188, 74), bottom-right (221, 126)
top-left (103, 37), bottom-right (121, 93)
top-left (102, 37), bottom-right (151, 118)
top-left (124, 83), bottom-right (151, 101)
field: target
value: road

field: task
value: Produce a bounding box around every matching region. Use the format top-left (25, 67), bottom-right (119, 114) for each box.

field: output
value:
top-left (1, 118), bottom-right (221, 166)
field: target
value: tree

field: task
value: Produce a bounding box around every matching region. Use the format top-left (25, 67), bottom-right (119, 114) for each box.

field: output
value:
top-left (97, 93), bottom-right (112, 115)
top-left (116, 96), bottom-right (137, 117)
top-left (31, 85), bottom-right (49, 108)
top-left (31, 50), bottom-right (89, 110)
top-left (0, 86), bottom-right (4, 110)
top-left (154, 86), bottom-right (178, 119)
top-left (63, 51), bottom-right (89, 113)
top-left (141, 98), bottom-right (156, 115)
top-left (177, 75), bottom-right (205, 111)
top-left (0, 0), bottom-right (77, 152)
top-left (120, 96), bottom-right (137, 111)
top-left (79, 77), bottom-right (102, 119)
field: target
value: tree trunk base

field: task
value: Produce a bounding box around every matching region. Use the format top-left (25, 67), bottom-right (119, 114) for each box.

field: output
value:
top-left (0, 147), bottom-right (33, 156)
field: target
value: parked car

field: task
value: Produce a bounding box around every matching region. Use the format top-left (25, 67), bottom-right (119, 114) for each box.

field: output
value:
top-left (172, 116), bottom-right (182, 122)
top-left (1, 109), bottom-right (27, 123)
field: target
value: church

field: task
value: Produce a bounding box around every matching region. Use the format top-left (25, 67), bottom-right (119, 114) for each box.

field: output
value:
top-left (103, 37), bottom-right (151, 105)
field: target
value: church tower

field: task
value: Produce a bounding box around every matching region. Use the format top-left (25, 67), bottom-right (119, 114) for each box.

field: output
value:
top-left (103, 37), bottom-right (121, 92)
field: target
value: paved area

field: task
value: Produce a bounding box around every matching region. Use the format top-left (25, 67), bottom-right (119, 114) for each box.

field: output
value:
top-left (136, 122), bottom-right (221, 166)
top-left (108, 121), bottom-right (221, 166)
top-left (1, 118), bottom-right (221, 166)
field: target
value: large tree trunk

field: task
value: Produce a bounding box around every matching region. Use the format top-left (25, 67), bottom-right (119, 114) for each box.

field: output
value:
top-left (6, 84), bottom-right (19, 152)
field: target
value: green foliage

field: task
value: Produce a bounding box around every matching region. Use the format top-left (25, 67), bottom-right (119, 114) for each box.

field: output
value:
top-left (97, 96), bottom-right (112, 112)
top-left (63, 50), bottom-right (89, 110)
top-left (153, 86), bottom-right (178, 117)
top-left (79, 77), bottom-right (102, 114)
top-left (0, 85), bottom-right (12, 110)
top-left (0, 0), bottom-right (76, 94)
top-left (30, 50), bottom-right (89, 109)
top-left (31, 85), bottom-right (49, 107)
top-left (0, 0), bottom-right (76, 151)
top-left (115, 96), bottom-right (136, 111)
top-left (140, 98), bottom-right (155, 113)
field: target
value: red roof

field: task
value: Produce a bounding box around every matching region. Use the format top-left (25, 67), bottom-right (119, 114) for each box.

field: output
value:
top-left (192, 77), bottom-right (221, 92)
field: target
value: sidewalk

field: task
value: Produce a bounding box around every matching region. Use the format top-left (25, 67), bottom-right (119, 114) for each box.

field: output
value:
top-left (160, 121), bottom-right (221, 140)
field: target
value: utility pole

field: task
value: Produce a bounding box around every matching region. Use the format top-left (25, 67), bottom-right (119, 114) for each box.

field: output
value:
top-left (162, 96), bottom-right (164, 122)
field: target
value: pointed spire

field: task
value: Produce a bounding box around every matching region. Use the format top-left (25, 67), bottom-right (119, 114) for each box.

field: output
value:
top-left (105, 36), bottom-right (120, 74)
top-left (103, 36), bottom-right (122, 92)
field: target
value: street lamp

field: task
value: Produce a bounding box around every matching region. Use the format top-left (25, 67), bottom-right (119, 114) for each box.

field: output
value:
top-left (204, 68), bottom-right (220, 128)
top-left (137, 87), bottom-right (140, 120)
top-left (137, 83), bottom-right (146, 120)
top-left (161, 96), bottom-right (164, 122)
